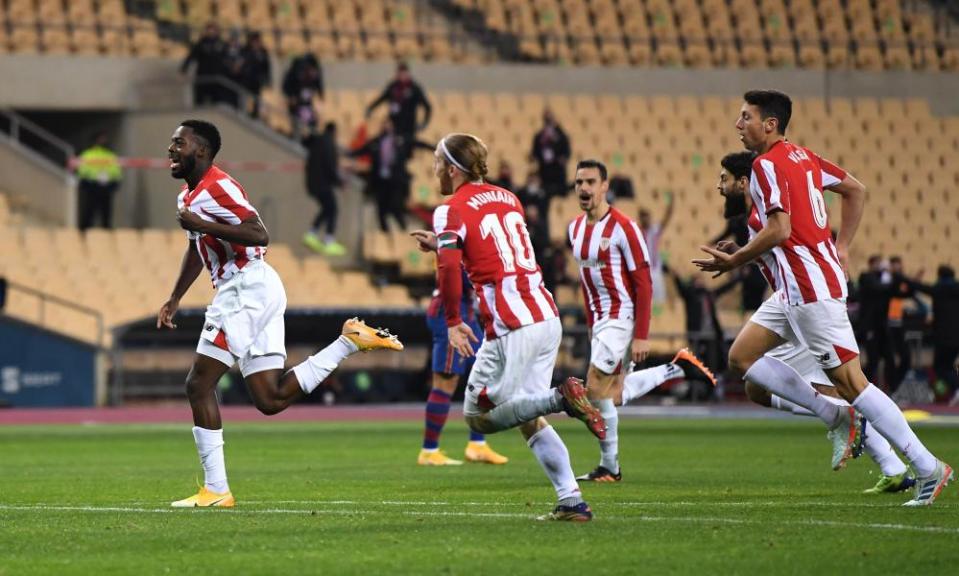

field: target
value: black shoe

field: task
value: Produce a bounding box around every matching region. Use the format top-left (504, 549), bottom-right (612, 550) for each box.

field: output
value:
top-left (537, 501), bottom-right (593, 522)
top-left (575, 466), bottom-right (622, 483)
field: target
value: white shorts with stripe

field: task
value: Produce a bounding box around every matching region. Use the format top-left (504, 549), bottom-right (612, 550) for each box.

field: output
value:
top-left (749, 291), bottom-right (859, 371)
top-left (197, 259), bottom-right (287, 377)
top-left (463, 317), bottom-right (562, 417)
top-left (590, 317), bottom-right (633, 375)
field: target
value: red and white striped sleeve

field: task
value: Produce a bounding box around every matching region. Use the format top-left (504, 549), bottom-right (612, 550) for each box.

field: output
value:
top-left (752, 157), bottom-right (791, 216)
top-left (817, 154), bottom-right (848, 189)
top-left (432, 204), bottom-right (467, 244)
top-left (433, 204), bottom-right (466, 326)
top-left (618, 218), bottom-right (652, 339)
top-left (203, 178), bottom-right (258, 223)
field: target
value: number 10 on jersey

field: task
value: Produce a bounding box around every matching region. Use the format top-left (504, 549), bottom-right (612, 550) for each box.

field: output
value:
top-left (480, 212), bottom-right (537, 273)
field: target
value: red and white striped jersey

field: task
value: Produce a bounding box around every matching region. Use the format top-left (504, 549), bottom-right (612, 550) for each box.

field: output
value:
top-left (750, 140), bottom-right (848, 305)
top-left (177, 165), bottom-right (265, 288)
top-left (568, 207), bottom-right (653, 337)
top-left (433, 182), bottom-right (557, 340)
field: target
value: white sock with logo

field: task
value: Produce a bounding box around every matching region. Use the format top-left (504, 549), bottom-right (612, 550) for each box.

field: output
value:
top-left (527, 425), bottom-right (582, 502)
top-left (484, 390), bottom-right (563, 431)
top-left (621, 364), bottom-right (683, 404)
top-left (744, 356), bottom-right (842, 428)
top-left (852, 384), bottom-right (937, 477)
top-left (293, 336), bottom-right (358, 394)
top-left (595, 399), bottom-right (619, 473)
top-left (193, 426), bottom-right (229, 494)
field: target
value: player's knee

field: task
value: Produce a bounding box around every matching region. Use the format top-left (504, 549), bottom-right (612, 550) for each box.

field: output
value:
top-left (185, 372), bottom-right (213, 402)
top-left (728, 348), bottom-right (758, 377)
top-left (744, 381), bottom-right (771, 407)
top-left (251, 396), bottom-right (284, 416)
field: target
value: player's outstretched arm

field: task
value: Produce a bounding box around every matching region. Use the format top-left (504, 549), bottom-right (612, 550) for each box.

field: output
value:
top-left (177, 208), bottom-right (269, 247)
top-left (410, 230), bottom-right (437, 252)
top-left (826, 174), bottom-right (866, 271)
top-left (157, 242), bottom-right (204, 329)
top-left (693, 211), bottom-right (790, 276)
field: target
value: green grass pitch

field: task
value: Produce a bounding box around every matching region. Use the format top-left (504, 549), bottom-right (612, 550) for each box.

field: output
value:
top-left (1, 418), bottom-right (957, 575)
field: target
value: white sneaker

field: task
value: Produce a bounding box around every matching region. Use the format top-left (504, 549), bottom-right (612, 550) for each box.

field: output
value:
top-left (825, 407), bottom-right (862, 471)
top-left (903, 460), bottom-right (954, 507)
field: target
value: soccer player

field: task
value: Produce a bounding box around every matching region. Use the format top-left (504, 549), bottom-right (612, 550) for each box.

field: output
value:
top-left (159, 119), bottom-right (403, 507)
top-left (418, 267), bottom-right (508, 465)
top-left (568, 159), bottom-right (716, 483)
top-left (693, 91), bottom-right (952, 506)
top-left (411, 133), bottom-right (605, 521)
top-left (717, 150), bottom-right (914, 493)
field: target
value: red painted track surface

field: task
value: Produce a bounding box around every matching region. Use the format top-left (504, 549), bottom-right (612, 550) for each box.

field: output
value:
top-left (0, 405), bottom-right (429, 425)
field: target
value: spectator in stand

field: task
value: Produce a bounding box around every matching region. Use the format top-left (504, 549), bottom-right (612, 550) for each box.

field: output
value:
top-left (365, 62), bottom-right (432, 139)
top-left (282, 52), bottom-right (324, 140)
top-left (638, 192), bottom-right (674, 304)
top-left (181, 22), bottom-right (226, 106)
top-left (240, 31), bottom-right (271, 118)
top-left (668, 267), bottom-right (736, 374)
top-left (886, 255), bottom-right (915, 391)
top-left (904, 265), bottom-right (959, 405)
top-left (858, 255), bottom-right (898, 390)
top-left (530, 108), bottom-right (571, 226)
top-left (75, 132), bottom-right (122, 231)
top-left (524, 203), bottom-right (556, 292)
top-left (348, 118), bottom-right (432, 232)
top-left (490, 160), bottom-right (514, 192)
top-left (221, 29), bottom-right (245, 110)
top-left (302, 122), bottom-right (345, 256)
top-left (515, 171), bottom-right (547, 214)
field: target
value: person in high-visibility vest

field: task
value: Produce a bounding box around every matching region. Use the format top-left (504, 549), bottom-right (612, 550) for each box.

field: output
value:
top-left (76, 132), bottom-right (122, 230)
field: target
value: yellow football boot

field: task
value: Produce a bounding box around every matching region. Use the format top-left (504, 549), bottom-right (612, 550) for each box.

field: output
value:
top-left (465, 441), bottom-right (509, 465)
top-left (417, 449), bottom-right (463, 466)
top-left (171, 486), bottom-right (235, 508)
top-left (342, 317), bottom-right (404, 351)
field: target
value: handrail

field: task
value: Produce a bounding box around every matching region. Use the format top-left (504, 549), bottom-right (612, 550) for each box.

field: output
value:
top-left (1, 279), bottom-right (105, 349)
top-left (0, 108), bottom-right (76, 169)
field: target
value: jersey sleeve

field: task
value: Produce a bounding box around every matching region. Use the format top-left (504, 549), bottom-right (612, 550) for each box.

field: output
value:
top-left (617, 220), bottom-right (652, 339)
top-left (432, 204), bottom-right (467, 246)
top-left (203, 179), bottom-right (258, 223)
top-left (816, 154), bottom-right (848, 189)
top-left (752, 157), bottom-right (790, 216)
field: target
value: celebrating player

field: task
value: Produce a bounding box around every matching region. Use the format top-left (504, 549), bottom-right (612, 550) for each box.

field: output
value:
top-left (411, 133), bottom-right (604, 521)
top-left (159, 119), bottom-right (403, 508)
top-left (418, 267), bottom-right (508, 465)
top-left (568, 159), bottom-right (716, 483)
top-left (717, 150), bottom-right (914, 493)
top-left (693, 91), bottom-right (951, 506)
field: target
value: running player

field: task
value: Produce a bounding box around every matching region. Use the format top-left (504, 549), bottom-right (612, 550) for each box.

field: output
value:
top-left (160, 119), bottom-right (403, 507)
top-left (717, 150), bottom-right (914, 493)
top-left (418, 267), bottom-right (508, 465)
top-left (411, 133), bottom-right (604, 521)
top-left (693, 91), bottom-right (951, 506)
top-left (568, 159), bottom-right (716, 483)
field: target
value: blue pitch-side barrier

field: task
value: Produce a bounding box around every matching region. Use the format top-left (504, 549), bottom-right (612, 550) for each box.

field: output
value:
top-left (0, 316), bottom-right (96, 407)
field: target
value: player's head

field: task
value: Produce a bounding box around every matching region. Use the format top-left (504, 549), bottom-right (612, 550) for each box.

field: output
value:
top-left (434, 133), bottom-right (488, 195)
top-left (738, 90), bottom-right (792, 152)
top-left (169, 119), bottom-right (221, 180)
top-left (719, 151), bottom-right (757, 218)
top-left (574, 159), bottom-right (608, 214)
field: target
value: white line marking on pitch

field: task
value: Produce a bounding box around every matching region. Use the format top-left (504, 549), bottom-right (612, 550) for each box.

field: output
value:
top-left (236, 499), bottom-right (955, 510)
top-left (2, 504), bottom-right (958, 534)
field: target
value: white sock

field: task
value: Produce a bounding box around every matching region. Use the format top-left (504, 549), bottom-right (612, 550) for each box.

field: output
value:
top-left (770, 394), bottom-right (812, 416)
top-left (622, 363), bottom-right (682, 404)
top-left (595, 398), bottom-right (619, 472)
top-left (527, 425), bottom-right (582, 502)
top-left (484, 389), bottom-right (563, 431)
top-left (862, 424), bottom-right (909, 477)
top-left (852, 384), bottom-right (937, 477)
top-left (192, 426), bottom-right (229, 494)
top-left (293, 336), bottom-right (358, 394)
top-left (744, 356), bottom-right (841, 428)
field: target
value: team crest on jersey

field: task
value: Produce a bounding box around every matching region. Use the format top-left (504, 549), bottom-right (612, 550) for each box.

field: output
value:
top-left (599, 238), bottom-right (611, 251)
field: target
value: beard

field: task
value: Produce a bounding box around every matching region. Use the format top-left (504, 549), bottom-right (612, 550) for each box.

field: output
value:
top-left (723, 192), bottom-right (747, 218)
top-left (171, 154), bottom-right (196, 179)
top-left (438, 170), bottom-right (453, 196)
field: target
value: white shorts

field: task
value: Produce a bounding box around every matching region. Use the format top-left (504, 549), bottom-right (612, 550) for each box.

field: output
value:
top-left (197, 259), bottom-right (288, 377)
top-left (766, 342), bottom-right (832, 387)
top-left (750, 292), bottom-right (859, 370)
top-left (463, 317), bottom-right (562, 417)
top-left (590, 317), bottom-right (633, 375)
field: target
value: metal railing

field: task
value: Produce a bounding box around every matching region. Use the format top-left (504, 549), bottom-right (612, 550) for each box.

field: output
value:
top-left (0, 109), bottom-right (76, 170)
top-left (1, 279), bottom-right (105, 350)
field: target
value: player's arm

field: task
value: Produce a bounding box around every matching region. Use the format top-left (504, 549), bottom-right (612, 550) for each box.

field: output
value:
top-left (177, 209), bottom-right (269, 246)
top-left (693, 211), bottom-right (790, 276)
top-left (660, 191), bottom-right (675, 232)
top-left (825, 173), bottom-right (865, 270)
top-left (157, 241), bottom-right (204, 329)
top-left (621, 222), bottom-right (653, 363)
